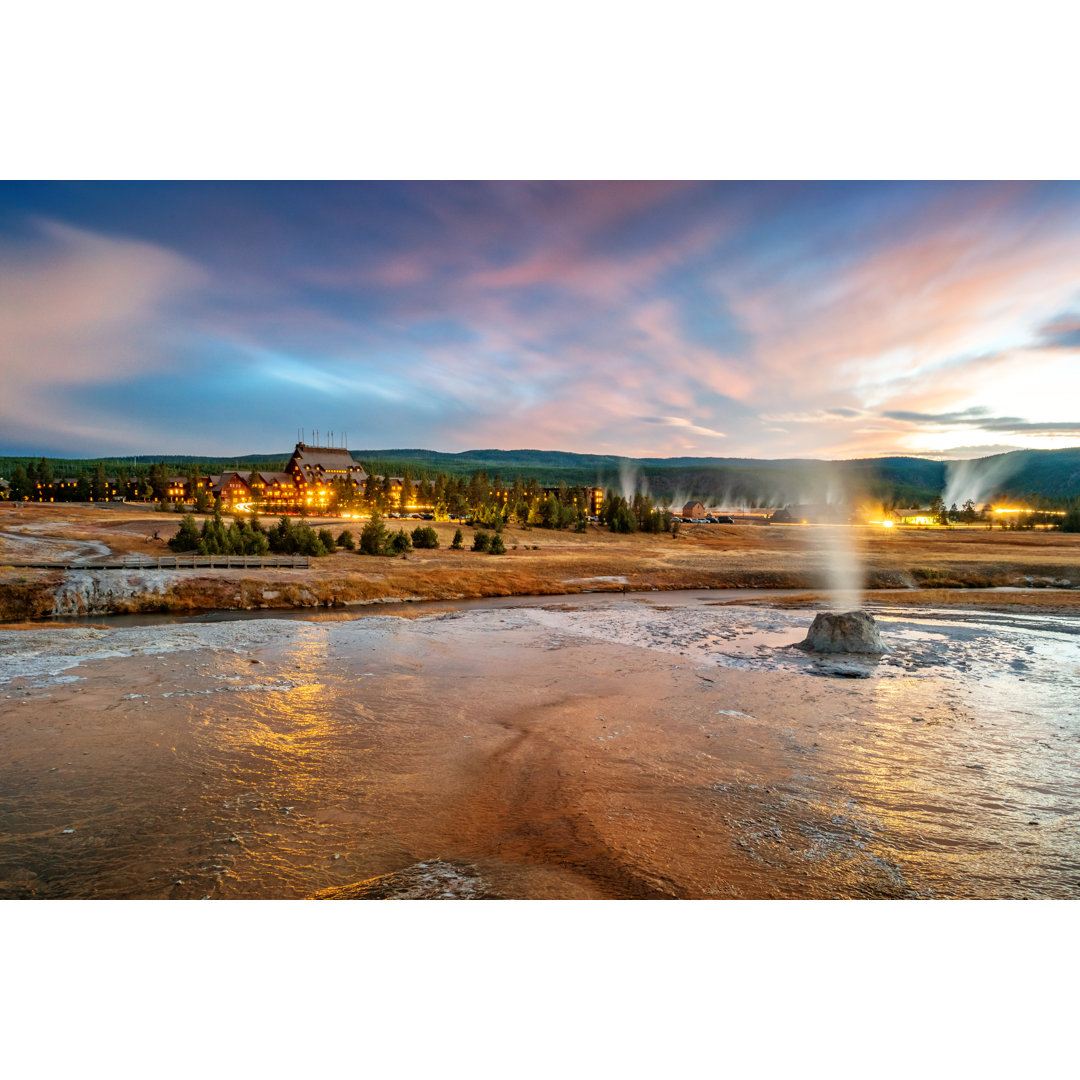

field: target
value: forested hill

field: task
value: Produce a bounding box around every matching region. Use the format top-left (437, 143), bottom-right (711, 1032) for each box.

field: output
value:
top-left (971, 448), bottom-right (1080, 500)
top-left (353, 447), bottom-right (1080, 505)
top-left (0, 453), bottom-right (291, 476)
top-left (3, 446), bottom-right (1079, 507)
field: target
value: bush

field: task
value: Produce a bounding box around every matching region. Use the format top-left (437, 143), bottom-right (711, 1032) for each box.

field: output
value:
top-left (451, 528), bottom-right (464, 550)
top-left (336, 529), bottom-right (355, 551)
top-left (489, 533), bottom-right (506, 554)
top-left (472, 530), bottom-right (491, 552)
top-left (293, 523), bottom-right (329, 556)
top-left (411, 525), bottom-right (439, 549)
top-left (318, 528), bottom-right (337, 552)
top-left (388, 529), bottom-right (412, 555)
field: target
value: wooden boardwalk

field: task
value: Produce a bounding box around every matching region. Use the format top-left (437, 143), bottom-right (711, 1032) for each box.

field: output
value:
top-left (3, 554), bottom-right (311, 571)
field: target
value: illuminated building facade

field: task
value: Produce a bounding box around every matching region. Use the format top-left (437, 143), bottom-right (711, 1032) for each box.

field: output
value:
top-left (287, 443), bottom-right (369, 511)
top-left (248, 471), bottom-right (302, 509)
top-left (540, 486), bottom-right (604, 516)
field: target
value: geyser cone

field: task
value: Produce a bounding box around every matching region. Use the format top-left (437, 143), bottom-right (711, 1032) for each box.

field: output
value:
top-left (797, 610), bottom-right (886, 655)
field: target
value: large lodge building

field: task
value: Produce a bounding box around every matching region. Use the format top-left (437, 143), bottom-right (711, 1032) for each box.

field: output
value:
top-left (165, 443), bottom-right (372, 511)
top-left (6, 441), bottom-right (604, 517)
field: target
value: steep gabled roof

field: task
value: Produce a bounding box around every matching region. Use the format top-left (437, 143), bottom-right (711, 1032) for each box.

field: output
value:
top-left (287, 443), bottom-right (368, 485)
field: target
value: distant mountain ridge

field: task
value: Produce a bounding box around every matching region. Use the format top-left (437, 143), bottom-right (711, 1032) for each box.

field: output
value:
top-left (352, 447), bottom-right (1080, 504)
top-left (3, 446), bottom-right (1078, 506)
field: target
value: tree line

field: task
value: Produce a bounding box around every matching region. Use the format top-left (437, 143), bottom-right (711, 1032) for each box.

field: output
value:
top-left (4, 458), bottom-right (174, 504)
top-left (169, 508), bottom-right (498, 558)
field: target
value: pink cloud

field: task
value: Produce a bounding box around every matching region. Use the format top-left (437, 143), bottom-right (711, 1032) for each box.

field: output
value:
top-left (0, 218), bottom-right (206, 448)
top-left (715, 186), bottom-right (1080, 422)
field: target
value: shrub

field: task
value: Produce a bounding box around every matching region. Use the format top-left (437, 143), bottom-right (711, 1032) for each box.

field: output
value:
top-left (388, 528), bottom-right (413, 555)
top-left (451, 528), bottom-right (464, 550)
top-left (472, 530), bottom-right (491, 552)
top-left (411, 525), bottom-right (439, 549)
top-left (489, 533), bottom-right (506, 554)
top-left (336, 529), bottom-right (355, 551)
top-left (318, 528), bottom-right (337, 552)
top-left (293, 523), bottom-right (328, 556)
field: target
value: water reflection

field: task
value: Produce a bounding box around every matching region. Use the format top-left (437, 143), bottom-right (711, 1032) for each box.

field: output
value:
top-left (2, 596), bottom-right (1078, 898)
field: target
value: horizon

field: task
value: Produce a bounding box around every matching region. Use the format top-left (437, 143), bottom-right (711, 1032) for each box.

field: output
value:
top-left (3, 181), bottom-right (1080, 461)
top-left (5, 440), bottom-right (1080, 472)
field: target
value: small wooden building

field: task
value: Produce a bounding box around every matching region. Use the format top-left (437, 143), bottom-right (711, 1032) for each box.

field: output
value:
top-left (213, 472), bottom-right (252, 507)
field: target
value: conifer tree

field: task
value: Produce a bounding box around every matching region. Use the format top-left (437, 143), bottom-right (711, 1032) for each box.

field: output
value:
top-left (169, 514), bottom-right (202, 552)
top-left (38, 458), bottom-right (53, 500)
top-left (92, 462), bottom-right (108, 502)
top-left (10, 465), bottom-right (31, 500)
top-left (360, 511), bottom-right (388, 555)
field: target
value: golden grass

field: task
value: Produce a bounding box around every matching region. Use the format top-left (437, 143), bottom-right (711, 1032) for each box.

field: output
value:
top-left (2, 503), bottom-right (1079, 621)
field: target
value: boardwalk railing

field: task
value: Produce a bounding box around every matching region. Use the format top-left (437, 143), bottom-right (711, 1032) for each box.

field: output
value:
top-left (4, 554), bottom-right (311, 570)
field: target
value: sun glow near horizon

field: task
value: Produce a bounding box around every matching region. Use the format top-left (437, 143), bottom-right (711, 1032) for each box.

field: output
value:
top-left (2, 181), bottom-right (1079, 461)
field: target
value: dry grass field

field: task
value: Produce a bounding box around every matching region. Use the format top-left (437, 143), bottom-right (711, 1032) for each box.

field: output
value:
top-left (2, 501), bottom-right (1079, 620)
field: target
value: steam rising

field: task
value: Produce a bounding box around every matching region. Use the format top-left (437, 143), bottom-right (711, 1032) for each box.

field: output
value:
top-left (818, 525), bottom-right (863, 613)
top-left (942, 455), bottom-right (1021, 509)
top-left (809, 465), bottom-right (864, 612)
top-left (618, 459), bottom-right (648, 501)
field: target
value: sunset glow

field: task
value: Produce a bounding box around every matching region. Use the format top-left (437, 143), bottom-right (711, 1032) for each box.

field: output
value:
top-left (2, 181), bottom-right (1079, 459)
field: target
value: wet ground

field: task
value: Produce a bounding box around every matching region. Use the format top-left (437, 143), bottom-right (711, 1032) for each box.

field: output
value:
top-left (1, 592), bottom-right (1078, 898)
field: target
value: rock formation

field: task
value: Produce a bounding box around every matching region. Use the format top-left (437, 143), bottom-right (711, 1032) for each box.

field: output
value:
top-left (797, 610), bottom-right (886, 654)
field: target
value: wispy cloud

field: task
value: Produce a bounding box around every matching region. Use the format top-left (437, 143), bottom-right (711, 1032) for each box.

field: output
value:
top-left (883, 409), bottom-right (1080, 436)
top-left (2, 182), bottom-right (1080, 458)
top-left (638, 415), bottom-right (727, 439)
top-left (1036, 312), bottom-right (1080, 349)
top-left (0, 217), bottom-right (207, 452)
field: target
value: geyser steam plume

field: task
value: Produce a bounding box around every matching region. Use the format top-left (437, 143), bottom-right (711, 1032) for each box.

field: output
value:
top-left (618, 459), bottom-right (647, 502)
top-left (942, 454), bottom-right (1022, 510)
top-left (819, 525), bottom-right (863, 613)
top-left (812, 465), bottom-right (864, 613)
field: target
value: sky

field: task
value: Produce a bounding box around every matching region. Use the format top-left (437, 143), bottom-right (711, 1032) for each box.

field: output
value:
top-left (2, 180), bottom-right (1079, 462)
